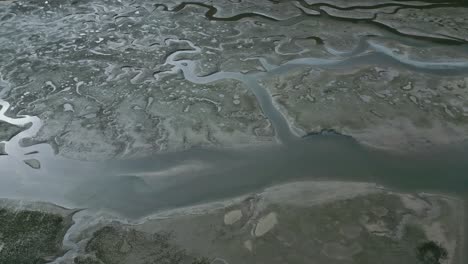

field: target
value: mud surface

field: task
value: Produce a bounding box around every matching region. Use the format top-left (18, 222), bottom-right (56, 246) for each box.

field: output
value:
top-left (1, 0), bottom-right (468, 263)
top-left (1, 0), bottom-right (468, 159)
top-left (1, 181), bottom-right (464, 264)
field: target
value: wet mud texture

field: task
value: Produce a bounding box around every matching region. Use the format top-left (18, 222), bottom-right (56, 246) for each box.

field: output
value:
top-left (1, 0), bottom-right (468, 160)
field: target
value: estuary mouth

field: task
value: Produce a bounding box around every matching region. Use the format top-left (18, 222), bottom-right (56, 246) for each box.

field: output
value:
top-left (1, 0), bottom-right (468, 263)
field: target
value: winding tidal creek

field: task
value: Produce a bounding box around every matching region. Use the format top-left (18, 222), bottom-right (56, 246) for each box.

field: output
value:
top-left (1, 0), bottom-right (468, 263)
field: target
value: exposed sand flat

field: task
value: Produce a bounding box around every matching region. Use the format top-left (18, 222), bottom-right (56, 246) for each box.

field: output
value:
top-left (224, 209), bottom-right (243, 225)
top-left (0, 181), bottom-right (466, 263)
top-left (259, 181), bottom-right (382, 206)
top-left (128, 181), bottom-right (382, 221)
top-left (102, 181), bottom-right (468, 264)
top-left (254, 212), bottom-right (278, 237)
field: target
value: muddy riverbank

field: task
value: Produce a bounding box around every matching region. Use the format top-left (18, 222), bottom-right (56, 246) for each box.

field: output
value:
top-left (1, 0), bottom-right (468, 263)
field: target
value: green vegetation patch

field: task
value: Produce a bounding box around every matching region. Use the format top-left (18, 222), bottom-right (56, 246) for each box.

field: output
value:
top-left (0, 208), bottom-right (70, 264)
top-left (417, 241), bottom-right (448, 264)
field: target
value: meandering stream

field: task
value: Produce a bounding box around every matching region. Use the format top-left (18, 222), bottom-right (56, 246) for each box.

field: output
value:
top-left (1, 32), bottom-right (468, 219)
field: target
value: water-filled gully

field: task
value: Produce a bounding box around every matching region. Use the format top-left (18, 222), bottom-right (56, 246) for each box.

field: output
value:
top-left (2, 1), bottom-right (468, 262)
top-left (1, 33), bottom-right (468, 218)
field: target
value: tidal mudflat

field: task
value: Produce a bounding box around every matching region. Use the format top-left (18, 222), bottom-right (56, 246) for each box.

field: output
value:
top-left (1, 0), bottom-right (468, 263)
top-left (0, 182), bottom-right (465, 264)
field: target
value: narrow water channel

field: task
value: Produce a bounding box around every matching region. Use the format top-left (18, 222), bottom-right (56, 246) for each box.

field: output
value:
top-left (1, 1), bottom-right (468, 261)
top-left (1, 32), bottom-right (468, 218)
